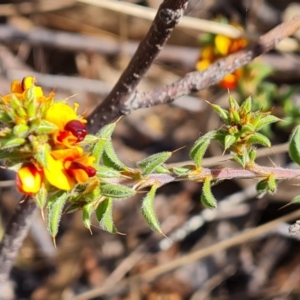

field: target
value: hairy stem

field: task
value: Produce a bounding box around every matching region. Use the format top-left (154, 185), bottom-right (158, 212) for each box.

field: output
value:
top-left (0, 197), bottom-right (37, 282)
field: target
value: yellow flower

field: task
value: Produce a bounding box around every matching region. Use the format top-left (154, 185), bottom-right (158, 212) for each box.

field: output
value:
top-left (45, 103), bottom-right (87, 147)
top-left (43, 147), bottom-right (96, 190)
top-left (196, 22), bottom-right (248, 89)
top-left (43, 152), bottom-right (76, 190)
top-left (2, 76), bottom-right (44, 103)
top-left (16, 163), bottom-right (42, 195)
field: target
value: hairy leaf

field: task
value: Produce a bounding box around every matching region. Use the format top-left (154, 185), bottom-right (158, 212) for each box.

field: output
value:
top-left (141, 185), bottom-right (162, 233)
top-left (47, 191), bottom-right (68, 238)
top-left (100, 182), bottom-right (136, 199)
top-left (201, 177), bottom-right (217, 208)
top-left (96, 198), bottom-right (117, 233)
top-left (190, 130), bottom-right (216, 168)
top-left (289, 125), bottom-right (300, 165)
top-left (137, 152), bottom-right (172, 176)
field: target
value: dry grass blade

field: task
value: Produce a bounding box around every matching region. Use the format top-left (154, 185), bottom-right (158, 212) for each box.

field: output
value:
top-left (73, 209), bottom-right (300, 300)
top-left (76, 0), bottom-right (242, 37)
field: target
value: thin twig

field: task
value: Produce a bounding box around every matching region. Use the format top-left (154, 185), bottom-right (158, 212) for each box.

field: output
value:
top-left (88, 13), bottom-right (300, 132)
top-left (0, 197), bottom-right (37, 282)
top-left (87, 0), bottom-right (189, 133)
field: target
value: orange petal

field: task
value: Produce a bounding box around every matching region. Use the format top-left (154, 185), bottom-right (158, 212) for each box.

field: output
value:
top-left (51, 147), bottom-right (83, 161)
top-left (10, 80), bottom-right (23, 94)
top-left (220, 74), bottom-right (237, 89)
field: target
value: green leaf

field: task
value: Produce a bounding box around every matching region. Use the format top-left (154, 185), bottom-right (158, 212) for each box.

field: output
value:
top-left (26, 99), bottom-right (38, 119)
top-left (190, 131), bottom-right (216, 168)
top-left (34, 143), bottom-right (51, 168)
top-left (247, 132), bottom-right (271, 147)
top-left (209, 103), bottom-right (230, 123)
top-left (213, 130), bottom-right (227, 147)
top-left (153, 165), bottom-right (171, 174)
top-left (82, 202), bottom-right (94, 231)
top-left (291, 194), bottom-right (300, 204)
top-left (0, 111), bottom-right (12, 123)
top-left (96, 165), bottom-right (121, 178)
top-left (228, 94), bottom-right (240, 110)
top-left (96, 198), bottom-right (117, 233)
top-left (0, 150), bottom-right (29, 160)
top-left (35, 120), bottom-right (58, 135)
top-left (141, 184), bottom-right (162, 233)
top-left (100, 182), bottom-right (136, 199)
top-left (232, 153), bottom-right (246, 167)
top-left (78, 134), bottom-right (99, 146)
top-left (239, 124), bottom-right (255, 136)
top-left (201, 177), bottom-right (217, 208)
top-left (254, 115), bottom-right (280, 131)
top-left (137, 152), bottom-right (172, 176)
top-left (267, 174), bottom-right (277, 194)
top-left (224, 134), bottom-right (237, 150)
top-left (248, 148), bottom-right (257, 164)
top-left (11, 94), bottom-right (26, 118)
top-left (92, 123), bottom-right (116, 164)
top-left (47, 191), bottom-right (68, 238)
top-left (102, 141), bottom-right (128, 171)
top-left (256, 174), bottom-right (277, 195)
top-left (13, 124), bottom-right (29, 138)
top-left (0, 137), bottom-right (26, 149)
top-left (256, 179), bottom-right (268, 194)
top-left (289, 125), bottom-right (300, 165)
top-left (172, 166), bottom-right (191, 176)
top-left (35, 184), bottom-right (48, 210)
top-left (240, 95), bottom-right (252, 113)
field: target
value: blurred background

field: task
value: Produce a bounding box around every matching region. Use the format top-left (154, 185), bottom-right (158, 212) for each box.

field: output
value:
top-left (1, 0), bottom-right (300, 299)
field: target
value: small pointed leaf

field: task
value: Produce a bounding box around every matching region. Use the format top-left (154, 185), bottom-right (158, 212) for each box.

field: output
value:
top-left (137, 152), bottom-right (172, 176)
top-left (254, 115), bottom-right (280, 131)
top-left (240, 95), bottom-right (252, 113)
top-left (289, 125), bottom-right (300, 165)
top-left (102, 141), bottom-right (128, 171)
top-left (35, 120), bottom-right (58, 135)
top-left (96, 165), bottom-right (121, 178)
top-left (224, 134), bottom-right (237, 150)
top-left (34, 143), bottom-right (51, 168)
top-left (201, 177), bottom-right (217, 208)
top-left (209, 103), bottom-right (230, 123)
top-left (96, 198), bottom-right (117, 233)
top-left (13, 124), bottom-right (29, 138)
top-left (141, 184), bottom-right (162, 233)
top-left (0, 137), bottom-right (26, 149)
top-left (247, 132), bottom-right (271, 147)
top-left (82, 202), bottom-right (94, 230)
top-left (173, 166), bottom-right (191, 176)
top-left (190, 130), bottom-right (216, 168)
top-left (100, 182), bottom-right (136, 199)
top-left (92, 122), bottom-right (116, 164)
top-left (35, 183), bottom-right (47, 210)
top-left (47, 191), bottom-right (68, 238)
top-left (228, 94), bottom-right (240, 110)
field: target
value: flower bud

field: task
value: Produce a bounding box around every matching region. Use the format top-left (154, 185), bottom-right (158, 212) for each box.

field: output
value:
top-left (16, 164), bottom-right (42, 195)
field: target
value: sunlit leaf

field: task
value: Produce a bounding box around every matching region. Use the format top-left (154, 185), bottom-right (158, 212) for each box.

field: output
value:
top-left (141, 184), bottom-right (162, 233)
top-left (137, 152), bottom-right (172, 176)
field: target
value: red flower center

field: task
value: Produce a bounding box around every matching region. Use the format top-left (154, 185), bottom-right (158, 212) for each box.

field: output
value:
top-left (64, 120), bottom-right (87, 142)
top-left (68, 161), bottom-right (96, 177)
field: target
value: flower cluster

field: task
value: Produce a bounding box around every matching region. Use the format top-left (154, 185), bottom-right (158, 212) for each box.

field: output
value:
top-left (0, 77), bottom-right (96, 195)
top-left (196, 21), bottom-right (248, 89)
